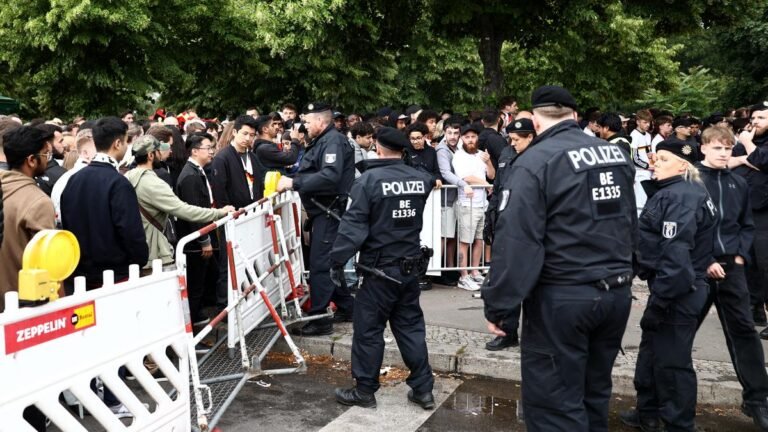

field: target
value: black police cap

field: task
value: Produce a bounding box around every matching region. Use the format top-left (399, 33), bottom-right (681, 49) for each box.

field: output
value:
top-left (376, 126), bottom-right (408, 151)
top-left (750, 101), bottom-right (768, 113)
top-left (304, 102), bottom-right (332, 114)
top-left (531, 85), bottom-right (578, 110)
top-left (460, 123), bottom-right (481, 136)
top-left (672, 117), bottom-right (692, 128)
top-left (333, 112), bottom-right (346, 119)
top-left (505, 118), bottom-right (535, 134)
top-left (655, 137), bottom-right (698, 165)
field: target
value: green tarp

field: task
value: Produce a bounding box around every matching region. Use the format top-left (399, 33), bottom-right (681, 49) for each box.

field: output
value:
top-left (0, 95), bottom-right (20, 114)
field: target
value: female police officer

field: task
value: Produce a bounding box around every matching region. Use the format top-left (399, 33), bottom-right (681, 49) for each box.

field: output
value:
top-left (483, 118), bottom-right (535, 351)
top-left (623, 137), bottom-right (717, 432)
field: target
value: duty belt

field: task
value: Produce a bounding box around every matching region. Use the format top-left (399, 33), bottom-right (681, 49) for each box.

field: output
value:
top-left (591, 273), bottom-right (633, 290)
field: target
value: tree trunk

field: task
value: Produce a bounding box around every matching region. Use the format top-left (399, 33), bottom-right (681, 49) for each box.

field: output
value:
top-left (478, 24), bottom-right (505, 101)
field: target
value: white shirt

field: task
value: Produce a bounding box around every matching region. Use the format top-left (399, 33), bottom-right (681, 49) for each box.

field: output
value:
top-left (583, 126), bottom-right (596, 137)
top-left (651, 134), bottom-right (665, 154)
top-left (52, 158), bottom-right (89, 226)
top-left (630, 129), bottom-right (652, 172)
top-left (452, 149), bottom-right (488, 207)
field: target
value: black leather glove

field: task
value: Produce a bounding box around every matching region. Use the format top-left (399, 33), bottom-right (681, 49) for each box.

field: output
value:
top-left (639, 303), bottom-right (667, 332)
top-left (483, 210), bottom-right (495, 245)
top-left (330, 265), bottom-right (345, 288)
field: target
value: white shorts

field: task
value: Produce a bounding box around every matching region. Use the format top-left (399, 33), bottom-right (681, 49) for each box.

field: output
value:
top-left (456, 203), bottom-right (486, 243)
top-left (441, 205), bottom-right (456, 238)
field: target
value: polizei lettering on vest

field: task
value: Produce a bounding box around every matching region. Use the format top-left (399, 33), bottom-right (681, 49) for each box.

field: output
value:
top-left (381, 180), bottom-right (425, 196)
top-left (567, 145), bottom-right (627, 172)
top-left (16, 317), bottom-right (67, 342)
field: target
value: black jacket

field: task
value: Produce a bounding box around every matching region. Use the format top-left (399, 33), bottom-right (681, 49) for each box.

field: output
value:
top-left (330, 159), bottom-right (435, 267)
top-left (405, 144), bottom-right (441, 183)
top-left (636, 176), bottom-right (717, 305)
top-left (293, 124), bottom-right (354, 218)
top-left (487, 145), bottom-right (518, 220)
top-left (733, 132), bottom-right (768, 210)
top-left (36, 159), bottom-right (67, 196)
top-left (176, 161), bottom-right (215, 250)
top-left (61, 161), bottom-right (148, 284)
top-left (697, 163), bottom-right (754, 262)
top-left (210, 145), bottom-right (263, 209)
top-left (482, 120), bottom-right (637, 325)
top-left (479, 127), bottom-right (508, 171)
top-left (253, 138), bottom-right (299, 181)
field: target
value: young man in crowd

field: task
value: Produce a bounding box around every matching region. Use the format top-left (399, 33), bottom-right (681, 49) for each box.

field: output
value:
top-left (478, 110), bottom-right (507, 170)
top-left (416, 110), bottom-right (440, 146)
top-left (631, 109), bottom-right (654, 215)
top-left (33, 123), bottom-right (66, 196)
top-left (435, 119), bottom-right (465, 285)
top-left (52, 129), bottom-right (96, 226)
top-left (452, 124), bottom-right (494, 291)
top-left (253, 114), bottom-right (299, 180)
top-left (0, 126), bottom-right (56, 312)
top-left (597, 113), bottom-right (632, 157)
top-left (651, 115), bottom-right (673, 153)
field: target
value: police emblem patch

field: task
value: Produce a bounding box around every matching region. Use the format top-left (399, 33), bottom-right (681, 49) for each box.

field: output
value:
top-left (515, 122), bottom-right (522, 128)
top-left (325, 153), bottom-right (336, 164)
top-left (682, 145), bottom-right (692, 155)
top-left (499, 190), bottom-right (510, 211)
top-left (662, 221), bottom-right (677, 239)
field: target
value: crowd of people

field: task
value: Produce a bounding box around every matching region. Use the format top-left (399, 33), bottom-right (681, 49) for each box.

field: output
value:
top-left (1, 93), bottom-right (768, 431)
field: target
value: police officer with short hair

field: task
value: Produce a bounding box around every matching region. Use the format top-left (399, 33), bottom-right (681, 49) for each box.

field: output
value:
top-left (621, 137), bottom-right (717, 432)
top-left (329, 127), bottom-right (437, 410)
top-left (277, 102), bottom-right (355, 336)
top-left (482, 86), bottom-right (637, 431)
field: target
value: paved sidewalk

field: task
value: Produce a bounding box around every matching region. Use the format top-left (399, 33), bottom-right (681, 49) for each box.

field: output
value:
top-left (282, 280), bottom-right (768, 406)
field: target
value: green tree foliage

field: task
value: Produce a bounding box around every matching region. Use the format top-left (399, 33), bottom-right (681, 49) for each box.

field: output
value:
top-left (634, 66), bottom-right (728, 117)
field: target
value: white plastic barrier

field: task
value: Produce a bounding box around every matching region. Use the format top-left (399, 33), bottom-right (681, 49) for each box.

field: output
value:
top-left (0, 263), bottom-right (190, 432)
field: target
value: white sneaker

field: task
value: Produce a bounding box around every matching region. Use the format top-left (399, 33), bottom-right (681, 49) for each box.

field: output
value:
top-left (458, 276), bottom-right (480, 291)
top-left (470, 273), bottom-right (485, 284)
top-left (109, 403), bottom-right (150, 419)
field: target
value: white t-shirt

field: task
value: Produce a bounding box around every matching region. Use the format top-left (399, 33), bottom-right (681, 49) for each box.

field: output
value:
top-left (452, 149), bottom-right (488, 207)
top-left (651, 134), bottom-right (665, 153)
top-left (583, 126), bottom-right (596, 137)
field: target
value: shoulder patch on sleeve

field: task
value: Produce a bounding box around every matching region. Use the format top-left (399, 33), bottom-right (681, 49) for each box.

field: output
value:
top-left (662, 221), bottom-right (677, 239)
top-left (325, 153), bottom-right (336, 164)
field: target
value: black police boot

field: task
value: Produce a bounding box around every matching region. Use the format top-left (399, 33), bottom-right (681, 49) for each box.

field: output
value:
top-left (332, 309), bottom-right (354, 323)
top-left (408, 389), bottom-right (435, 410)
top-left (485, 334), bottom-right (519, 351)
top-left (619, 409), bottom-right (663, 432)
top-left (743, 401), bottom-right (768, 431)
top-left (754, 305), bottom-right (768, 327)
top-left (291, 319), bottom-right (333, 336)
top-left (419, 277), bottom-right (432, 291)
top-left (335, 387), bottom-right (376, 408)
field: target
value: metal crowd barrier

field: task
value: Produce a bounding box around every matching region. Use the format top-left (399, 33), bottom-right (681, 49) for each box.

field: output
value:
top-left (420, 184), bottom-right (492, 275)
top-left (175, 191), bottom-right (320, 431)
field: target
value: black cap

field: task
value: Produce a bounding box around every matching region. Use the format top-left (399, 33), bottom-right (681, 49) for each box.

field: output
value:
top-left (656, 137), bottom-right (698, 164)
top-left (460, 123), bottom-right (481, 135)
top-left (750, 101), bottom-right (768, 112)
top-left (505, 118), bottom-right (535, 134)
top-left (531, 85), bottom-right (578, 110)
top-left (304, 102), bottom-right (332, 114)
top-left (333, 112), bottom-right (346, 119)
top-left (376, 127), bottom-right (408, 151)
top-left (672, 117), bottom-right (692, 128)
top-left (405, 104), bottom-right (422, 115)
top-left (376, 107), bottom-right (393, 118)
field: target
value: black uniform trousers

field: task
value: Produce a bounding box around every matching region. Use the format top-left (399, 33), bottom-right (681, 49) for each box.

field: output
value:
top-left (521, 283), bottom-right (631, 432)
top-left (748, 209), bottom-right (768, 308)
top-left (634, 287), bottom-right (708, 432)
top-left (308, 214), bottom-right (354, 315)
top-left (352, 265), bottom-right (434, 395)
top-left (698, 259), bottom-right (768, 405)
top-left (186, 249), bottom-right (218, 323)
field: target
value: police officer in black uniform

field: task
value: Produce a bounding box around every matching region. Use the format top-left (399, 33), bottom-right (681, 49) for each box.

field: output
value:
top-left (482, 118), bottom-right (536, 351)
top-left (329, 127), bottom-right (437, 410)
top-left (621, 137), bottom-right (717, 432)
top-left (482, 86), bottom-right (637, 431)
top-left (277, 102), bottom-right (355, 336)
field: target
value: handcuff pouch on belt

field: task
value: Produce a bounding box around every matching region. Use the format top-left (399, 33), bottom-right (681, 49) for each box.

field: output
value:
top-left (399, 246), bottom-right (433, 277)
